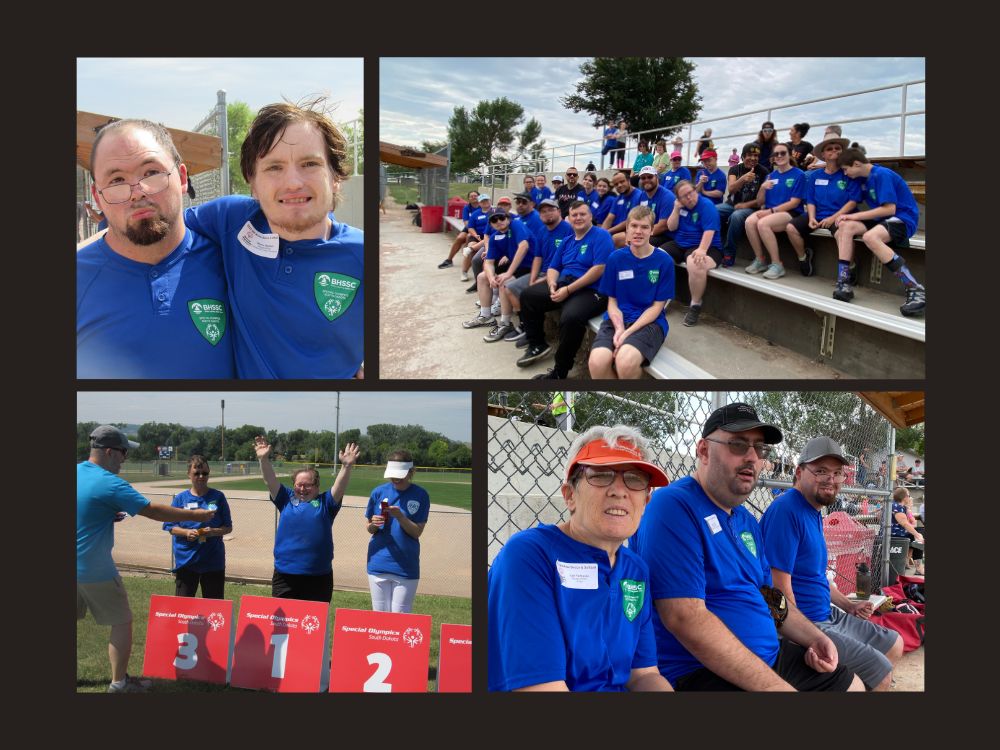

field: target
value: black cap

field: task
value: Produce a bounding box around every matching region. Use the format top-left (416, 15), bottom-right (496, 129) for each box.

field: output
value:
top-left (487, 207), bottom-right (509, 218)
top-left (702, 403), bottom-right (782, 443)
top-left (513, 191), bottom-right (534, 202)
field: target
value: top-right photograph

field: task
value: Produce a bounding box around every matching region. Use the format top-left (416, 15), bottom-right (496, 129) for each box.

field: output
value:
top-left (379, 57), bottom-right (925, 381)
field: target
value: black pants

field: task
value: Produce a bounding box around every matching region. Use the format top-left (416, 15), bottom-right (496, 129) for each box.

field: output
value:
top-left (175, 568), bottom-right (225, 599)
top-left (272, 570), bottom-right (333, 603)
top-left (520, 281), bottom-right (607, 375)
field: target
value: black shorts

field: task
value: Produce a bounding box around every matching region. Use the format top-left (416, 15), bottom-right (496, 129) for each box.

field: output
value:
top-left (591, 317), bottom-right (666, 366)
top-left (861, 218), bottom-right (910, 249)
top-left (789, 212), bottom-right (813, 237)
top-left (272, 570), bottom-right (334, 603)
top-left (662, 240), bottom-right (724, 268)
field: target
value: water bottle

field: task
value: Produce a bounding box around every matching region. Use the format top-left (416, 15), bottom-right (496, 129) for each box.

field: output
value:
top-left (855, 562), bottom-right (872, 600)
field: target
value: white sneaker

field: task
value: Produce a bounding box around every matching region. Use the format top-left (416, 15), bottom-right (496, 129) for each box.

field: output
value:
top-left (762, 263), bottom-right (786, 279)
top-left (745, 258), bottom-right (767, 274)
top-left (460, 272), bottom-right (470, 281)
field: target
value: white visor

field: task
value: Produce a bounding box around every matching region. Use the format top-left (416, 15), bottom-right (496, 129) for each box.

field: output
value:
top-left (384, 461), bottom-right (414, 479)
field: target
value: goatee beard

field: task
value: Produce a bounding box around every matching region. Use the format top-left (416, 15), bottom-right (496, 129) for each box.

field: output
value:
top-left (126, 216), bottom-right (171, 245)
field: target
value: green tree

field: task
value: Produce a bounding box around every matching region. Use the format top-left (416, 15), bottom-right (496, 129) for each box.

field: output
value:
top-left (561, 58), bottom-right (702, 143)
top-left (895, 425), bottom-right (925, 456)
top-left (202, 101), bottom-right (254, 196)
top-left (447, 98), bottom-right (545, 173)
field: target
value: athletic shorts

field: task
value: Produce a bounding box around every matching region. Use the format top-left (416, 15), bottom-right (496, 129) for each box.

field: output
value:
top-left (272, 570), bottom-right (334, 603)
top-left (861, 218), bottom-right (910, 249)
top-left (662, 240), bottom-right (724, 268)
top-left (77, 576), bottom-right (133, 626)
top-left (789, 212), bottom-right (814, 238)
top-left (815, 607), bottom-right (898, 690)
top-left (503, 271), bottom-right (538, 298)
top-left (591, 317), bottom-right (665, 366)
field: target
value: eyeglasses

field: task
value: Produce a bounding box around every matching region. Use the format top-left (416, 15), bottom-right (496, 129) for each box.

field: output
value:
top-left (772, 151), bottom-right (789, 157)
top-left (489, 216), bottom-right (507, 224)
top-left (576, 465), bottom-right (651, 491)
top-left (97, 165), bottom-right (178, 204)
top-left (704, 437), bottom-right (773, 459)
top-left (803, 465), bottom-right (846, 481)
top-left (192, 471), bottom-right (210, 477)
top-left (515, 198), bottom-right (529, 204)
top-left (109, 446), bottom-right (128, 459)
top-left (294, 483), bottom-right (316, 490)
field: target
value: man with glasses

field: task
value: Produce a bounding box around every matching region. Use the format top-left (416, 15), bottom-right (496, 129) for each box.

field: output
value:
top-left (613, 166), bottom-right (675, 248)
top-left (463, 206), bottom-right (532, 333)
top-left (633, 404), bottom-right (862, 691)
top-left (761, 437), bottom-right (903, 690)
top-left (555, 167), bottom-right (587, 217)
top-left (77, 120), bottom-right (235, 378)
top-left (78, 426), bottom-right (218, 692)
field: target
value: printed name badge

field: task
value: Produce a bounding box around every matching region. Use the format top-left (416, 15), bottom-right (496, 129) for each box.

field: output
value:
top-left (555, 560), bottom-right (599, 589)
top-left (704, 514), bottom-right (722, 534)
top-left (679, 209), bottom-right (689, 217)
top-left (186, 502), bottom-right (199, 509)
top-left (815, 179), bottom-right (830, 186)
top-left (618, 269), bottom-right (635, 280)
top-left (237, 221), bottom-right (280, 258)
top-left (329, 609), bottom-right (432, 693)
top-left (142, 595), bottom-right (233, 685)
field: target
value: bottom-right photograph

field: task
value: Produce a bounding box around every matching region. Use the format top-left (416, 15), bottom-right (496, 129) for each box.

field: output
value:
top-left (487, 390), bottom-right (924, 692)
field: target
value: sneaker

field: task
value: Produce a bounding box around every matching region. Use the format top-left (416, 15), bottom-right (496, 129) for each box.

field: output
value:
top-left (721, 253), bottom-right (735, 268)
top-left (832, 281), bottom-right (854, 302)
top-left (683, 304), bottom-right (702, 327)
top-left (799, 246), bottom-right (814, 276)
top-left (515, 336), bottom-right (531, 348)
top-left (762, 263), bottom-right (786, 280)
top-left (462, 313), bottom-right (494, 329)
top-left (848, 262), bottom-right (859, 287)
top-left (108, 674), bottom-right (152, 693)
top-left (465, 283), bottom-right (478, 294)
top-left (745, 258), bottom-right (767, 274)
top-left (460, 272), bottom-right (470, 281)
top-left (437, 258), bottom-right (453, 269)
top-left (484, 322), bottom-right (514, 342)
top-left (532, 367), bottom-right (565, 380)
top-left (490, 300), bottom-right (501, 317)
top-left (900, 287), bottom-right (925, 317)
top-left (503, 325), bottom-right (526, 342)
top-left (516, 343), bottom-right (552, 367)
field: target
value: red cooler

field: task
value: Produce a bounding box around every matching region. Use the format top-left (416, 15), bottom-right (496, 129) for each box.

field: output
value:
top-left (447, 196), bottom-right (467, 219)
top-left (420, 205), bottom-right (444, 233)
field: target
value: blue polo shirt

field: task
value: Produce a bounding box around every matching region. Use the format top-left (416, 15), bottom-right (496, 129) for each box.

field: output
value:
top-left (694, 167), bottom-right (728, 204)
top-left (661, 166), bottom-right (691, 190)
top-left (550, 225), bottom-right (613, 289)
top-left (599, 248), bottom-right (676, 336)
top-left (806, 169), bottom-right (863, 221)
top-left (486, 219), bottom-right (531, 265)
top-left (608, 188), bottom-right (644, 224)
top-left (163, 488), bottom-right (232, 574)
top-left (591, 194), bottom-right (617, 225)
top-left (514, 209), bottom-right (546, 258)
top-left (860, 164), bottom-right (920, 237)
top-left (674, 195), bottom-right (722, 249)
top-left (271, 485), bottom-right (342, 576)
top-left (184, 196), bottom-right (363, 379)
top-left (531, 186), bottom-right (553, 205)
top-left (764, 167), bottom-right (806, 213)
top-left (537, 220), bottom-right (575, 272)
top-left (77, 462), bottom-right (151, 583)
top-left (77, 229), bottom-right (235, 379)
top-left (634, 476), bottom-right (779, 684)
top-left (635, 185), bottom-right (675, 224)
top-left (488, 524), bottom-right (657, 692)
top-left (364, 482), bottom-right (431, 580)
top-left (760, 488), bottom-right (830, 622)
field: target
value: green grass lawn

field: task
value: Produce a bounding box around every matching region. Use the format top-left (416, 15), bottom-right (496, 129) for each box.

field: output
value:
top-left (77, 574), bottom-right (471, 693)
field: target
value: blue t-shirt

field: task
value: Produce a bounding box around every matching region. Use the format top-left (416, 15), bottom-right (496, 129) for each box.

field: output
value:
top-left (599, 248), bottom-right (676, 336)
top-left (591, 194), bottom-right (617, 225)
top-left (486, 219), bottom-right (531, 265)
top-left (860, 164), bottom-right (920, 237)
top-left (77, 229), bottom-right (235, 379)
top-left (530, 186), bottom-right (553, 205)
top-left (661, 167), bottom-right (692, 190)
top-left (272, 485), bottom-right (342, 576)
top-left (764, 167), bottom-right (806, 213)
top-left (760, 488), bottom-right (830, 622)
top-left (551, 226), bottom-right (613, 289)
top-left (184, 196), bottom-right (363, 379)
top-left (674, 195), bottom-right (722, 249)
top-left (461, 203), bottom-right (475, 223)
top-left (77, 462), bottom-right (151, 583)
top-left (694, 167), bottom-right (728, 204)
top-left (635, 185), bottom-right (676, 225)
top-left (633, 476), bottom-right (779, 684)
top-left (608, 188), bottom-right (644, 224)
top-left (806, 169), bottom-right (863, 221)
top-left (488, 524), bottom-right (657, 692)
top-left (537, 220), bottom-right (575, 272)
top-left (364, 482), bottom-right (431, 579)
top-left (890, 502), bottom-right (911, 538)
top-left (163, 488), bottom-right (232, 574)
top-left (514, 210), bottom-right (545, 261)
top-left (604, 126), bottom-right (621, 151)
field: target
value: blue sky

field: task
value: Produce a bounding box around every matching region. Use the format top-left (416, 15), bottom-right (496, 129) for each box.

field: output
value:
top-left (77, 58), bottom-right (363, 131)
top-left (77, 392), bottom-right (471, 443)
top-left (380, 57), bottom-right (925, 171)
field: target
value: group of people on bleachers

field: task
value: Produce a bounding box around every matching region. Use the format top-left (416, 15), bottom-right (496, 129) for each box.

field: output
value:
top-left (435, 121), bottom-right (925, 380)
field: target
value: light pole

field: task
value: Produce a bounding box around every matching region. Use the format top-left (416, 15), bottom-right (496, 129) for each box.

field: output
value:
top-left (220, 399), bottom-right (225, 463)
top-left (333, 392), bottom-right (341, 474)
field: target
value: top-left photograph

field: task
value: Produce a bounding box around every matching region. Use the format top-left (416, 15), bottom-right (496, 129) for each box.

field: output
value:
top-left (77, 58), bottom-right (365, 380)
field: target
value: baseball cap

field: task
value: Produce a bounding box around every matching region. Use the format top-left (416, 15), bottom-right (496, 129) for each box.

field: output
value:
top-left (90, 425), bottom-right (140, 451)
top-left (551, 175), bottom-right (564, 183)
top-left (702, 403), bottom-right (783, 444)
top-left (700, 150), bottom-right (718, 160)
top-left (513, 191), bottom-right (534, 202)
top-left (638, 165), bottom-right (658, 176)
top-left (798, 436), bottom-right (848, 465)
top-left (478, 194), bottom-right (491, 202)
top-left (488, 207), bottom-right (509, 218)
top-left (496, 196), bottom-right (512, 205)
top-left (538, 198), bottom-right (560, 209)
top-left (670, 151), bottom-right (682, 160)
top-left (565, 438), bottom-right (669, 487)
top-left (741, 143), bottom-right (762, 157)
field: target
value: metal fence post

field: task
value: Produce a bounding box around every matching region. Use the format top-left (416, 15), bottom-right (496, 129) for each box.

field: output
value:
top-left (218, 90), bottom-right (229, 196)
top-left (899, 84), bottom-right (908, 156)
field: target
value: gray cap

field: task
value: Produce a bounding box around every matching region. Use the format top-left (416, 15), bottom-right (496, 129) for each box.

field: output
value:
top-left (798, 436), bottom-right (848, 465)
top-left (538, 198), bottom-right (560, 209)
top-left (90, 425), bottom-right (140, 451)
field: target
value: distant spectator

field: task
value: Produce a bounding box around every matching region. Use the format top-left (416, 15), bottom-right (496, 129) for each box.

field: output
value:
top-left (857, 447), bottom-right (871, 486)
top-left (749, 120), bottom-right (780, 169)
top-left (695, 128), bottom-right (715, 159)
top-left (693, 150), bottom-right (727, 205)
top-left (614, 120), bottom-right (629, 168)
top-left (602, 118), bottom-right (621, 169)
top-left (590, 177), bottom-right (617, 226)
top-left (786, 122), bottom-right (814, 169)
top-left (671, 135), bottom-right (684, 156)
top-left (663, 180), bottom-right (723, 327)
top-left (911, 459), bottom-right (924, 486)
top-left (531, 174), bottom-right (553, 205)
top-left (717, 143), bottom-right (768, 267)
top-left (744, 144), bottom-right (806, 280)
top-left (728, 148), bottom-right (740, 167)
top-left (660, 151), bottom-right (692, 191)
top-left (652, 139), bottom-right (671, 176)
top-left (585, 159), bottom-right (596, 172)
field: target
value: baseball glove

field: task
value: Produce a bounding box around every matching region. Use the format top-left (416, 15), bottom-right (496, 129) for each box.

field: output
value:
top-left (759, 585), bottom-right (788, 629)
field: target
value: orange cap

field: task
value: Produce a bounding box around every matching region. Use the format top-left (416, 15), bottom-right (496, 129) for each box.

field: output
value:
top-left (565, 439), bottom-right (669, 487)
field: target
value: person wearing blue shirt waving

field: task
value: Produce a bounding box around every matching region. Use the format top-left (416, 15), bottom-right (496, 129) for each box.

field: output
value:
top-left (743, 145), bottom-right (806, 280)
top-left (364, 450), bottom-right (431, 613)
top-left (488, 425), bottom-right (673, 692)
top-left (163, 455), bottom-right (233, 599)
top-left (184, 98), bottom-right (364, 378)
top-left (255, 435), bottom-right (359, 602)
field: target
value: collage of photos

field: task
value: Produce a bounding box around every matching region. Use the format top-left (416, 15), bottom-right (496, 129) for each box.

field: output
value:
top-left (76, 56), bottom-right (926, 697)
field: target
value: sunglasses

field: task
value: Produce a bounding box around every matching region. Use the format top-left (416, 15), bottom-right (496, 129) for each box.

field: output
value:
top-left (489, 216), bottom-right (508, 224)
top-left (576, 465), bottom-right (651, 491)
top-left (773, 151), bottom-right (789, 157)
top-left (704, 437), bottom-right (773, 459)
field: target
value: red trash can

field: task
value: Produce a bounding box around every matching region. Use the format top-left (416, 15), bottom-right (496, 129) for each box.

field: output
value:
top-left (447, 196), bottom-right (467, 219)
top-left (420, 205), bottom-right (444, 233)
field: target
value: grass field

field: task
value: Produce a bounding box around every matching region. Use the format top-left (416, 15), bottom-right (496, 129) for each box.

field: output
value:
top-left (77, 574), bottom-right (471, 693)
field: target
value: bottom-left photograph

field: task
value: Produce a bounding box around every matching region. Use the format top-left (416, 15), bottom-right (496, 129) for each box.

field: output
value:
top-left (76, 390), bottom-right (472, 693)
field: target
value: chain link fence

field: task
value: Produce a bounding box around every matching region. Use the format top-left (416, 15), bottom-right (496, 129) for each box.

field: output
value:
top-left (488, 390), bottom-right (905, 590)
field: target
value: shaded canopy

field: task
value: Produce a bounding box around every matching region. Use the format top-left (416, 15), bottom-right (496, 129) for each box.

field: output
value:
top-left (857, 392), bottom-right (925, 428)
top-left (379, 141), bottom-right (447, 169)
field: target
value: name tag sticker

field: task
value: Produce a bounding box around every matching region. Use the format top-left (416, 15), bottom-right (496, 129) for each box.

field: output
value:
top-left (237, 221), bottom-right (280, 258)
top-left (815, 179), bottom-right (830, 186)
top-left (618, 270), bottom-right (635, 280)
top-left (704, 514), bottom-right (722, 534)
top-left (186, 502), bottom-right (199, 510)
top-left (680, 209), bottom-right (689, 217)
top-left (768, 179), bottom-right (778, 186)
top-left (556, 560), bottom-right (599, 589)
